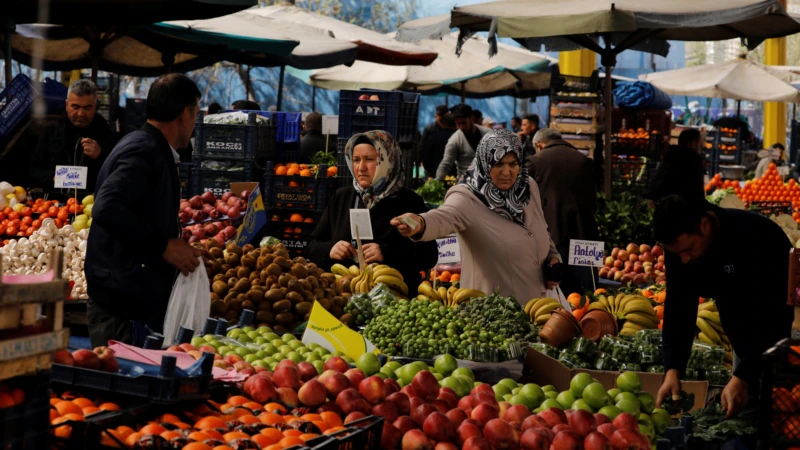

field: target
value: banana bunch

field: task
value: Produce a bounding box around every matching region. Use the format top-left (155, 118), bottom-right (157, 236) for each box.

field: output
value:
top-left (335, 263), bottom-right (409, 298)
top-left (589, 293), bottom-right (659, 336)
top-left (524, 297), bottom-right (560, 326)
top-left (417, 282), bottom-right (484, 307)
top-left (696, 301), bottom-right (732, 364)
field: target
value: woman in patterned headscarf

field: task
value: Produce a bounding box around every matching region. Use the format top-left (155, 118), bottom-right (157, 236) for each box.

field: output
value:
top-left (309, 130), bottom-right (437, 297)
top-left (391, 129), bottom-right (562, 305)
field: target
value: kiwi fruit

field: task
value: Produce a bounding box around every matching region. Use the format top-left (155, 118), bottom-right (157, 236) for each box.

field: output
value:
top-left (279, 274), bottom-right (293, 288)
top-left (266, 263), bottom-right (282, 277)
top-left (252, 285), bottom-right (267, 293)
top-left (274, 256), bottom-right (292, 271)
top-left (251, 279), bottom-right (262, 287)
top-left (332, 283), bottom-right (342, 295)
top-left (266, 275), bottom-right (278, 287)
top-left (286, 292), bottom-right (304, 304)
top-left (298, 279), bottom-right (312, 292)
top-left (280, 287), bottom-right (288, 296)
top-left (258, 302), bottom-right (272, 312)
top-left (224, 291), bottom-right (237, 303)
top-left (291, 263), bottom-right (308, 278)
top-left (246, 290), bottom-right (264, 303)
top-left (320, 273), bottom-right (336, 284)
top-left (242, 300), bottom-right (255, 312)
top-left (212, 280), bottom-right (228, 297)
top-left (213, 273), bottom-right (226, 283)
top-left (225, 269), bottom-right (237, 279)
top-left (305, 276), bottom-right (319, 290)
top-left (273, 325), bottom-right (289, 335)
top-left (333, 296), bottom-right (347, 308)
top-left (242, 244), bottom-right (255, 253)
top-left (227, 277), bottom-right (238, 289)
top-left (265, 289), bottom-right (283, 302)
top-left (287, 279), bottom-right (303, 294)
top-left (302, 290), bottom-right (314, 303)
top-left (224, 310), bottom-right (238, 322)
top-left (319, 297), bottom-right (333, 310)
top-left (257, 256), bottom-right (269, 270)
top-left (340, 314), bottom-right (355, 328)
top-left (273, 300), bottom-right (292, 313)
top-left (249, 271), bottom-right (260, 282)
top-left (275, 312), bottom-right (293, 326)
top-left (330, 306), bottom-right (344, 317)
top-left (260, 246), bottom-right (273, 257)
top-left (295, 302), bottom-right (313, 316)
top-left (270, 283), bottom-right (281, 290)
top-left (221, 264), bottom-right (231, 273)
top-left (313, 288), bottom-right (325, 301)
top-left (228, 298), bottom-right (243, 312)
top-left (241, 254), bottom-right (257, 268)
top-left (210, 300), bottom-right (228, 315)
top-left (236, 266), bottom-right (251, 279)
top-left (319, 279), bottom-right (329, 290)
top-left (275, 249), bottom-right (290, 260)
top-left (225, 252), bottom-right (240, 267)
top-left (324, 288), bottom-right (336, 299)
top-left (256, 311), bottom-right (274, 324)
top-left (226, 243), bottom-right (243, 256)
top-left (210, 292), bottom-right (220, 301)
top-left (207, 239), bottom-right (220, 249)
top-left (233, 279), bottom-right (251, 293)
top-left (209, 247), bottom-right (223, 259)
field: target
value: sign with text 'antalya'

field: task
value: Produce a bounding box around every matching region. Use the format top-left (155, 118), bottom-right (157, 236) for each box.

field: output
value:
top-left (54, 166), bottom-right (87, 189)
top-left (568, 239), bottom-right (605, 267)
top-left (436, 235), bottom-right (461, 264)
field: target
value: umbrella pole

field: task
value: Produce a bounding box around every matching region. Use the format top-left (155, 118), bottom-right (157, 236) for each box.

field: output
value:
top-left (460, 84), bottom-right (466, 103)
top-left (603, 65), bottom-right (613, 197)
top-left (3, 18), bottom-right (12, 90)
top-left (277, 65), bottom-right (285, 112)
top-left (312, 86), bottom-right (316, 111)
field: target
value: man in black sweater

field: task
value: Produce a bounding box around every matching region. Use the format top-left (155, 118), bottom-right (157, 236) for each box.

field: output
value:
top-left (85, 74), bottom-right (204, 347)
top-left (654, 196), bottom-right (792, 418)
top-left (647, 128), bottom-right (705, 201)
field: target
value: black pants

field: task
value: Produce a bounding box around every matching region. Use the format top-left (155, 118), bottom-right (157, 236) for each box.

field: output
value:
top-left (87, 300), bottom-right (133, 348)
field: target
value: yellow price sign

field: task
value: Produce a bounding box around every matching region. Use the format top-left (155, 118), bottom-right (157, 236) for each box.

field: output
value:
top-left (302, 301), bottom-right (376, 360)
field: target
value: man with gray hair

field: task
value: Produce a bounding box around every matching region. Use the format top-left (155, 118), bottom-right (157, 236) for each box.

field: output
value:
top-left (527, 128), bottom-right (598, 296)
top-left (31, 78), bottom-right (112, 198)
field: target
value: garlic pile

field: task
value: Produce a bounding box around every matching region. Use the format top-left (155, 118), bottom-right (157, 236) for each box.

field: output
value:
top-left (0, 218), bottom-right (88, 298)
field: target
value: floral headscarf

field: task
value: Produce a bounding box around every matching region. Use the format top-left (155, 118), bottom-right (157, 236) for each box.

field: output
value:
top-left (458, 128), bottom-right (530, 226)
top-left (344, 130), bottom-right (404, 209)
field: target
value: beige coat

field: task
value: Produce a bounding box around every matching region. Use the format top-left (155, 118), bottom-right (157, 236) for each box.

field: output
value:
top-left (418, 179), bottom-right (561, 306)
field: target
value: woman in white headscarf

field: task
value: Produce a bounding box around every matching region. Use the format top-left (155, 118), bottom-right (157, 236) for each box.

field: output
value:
top-left (391, 129), bottom-right (561, 305)
top-left (309, 130), bottom-right (437, 297)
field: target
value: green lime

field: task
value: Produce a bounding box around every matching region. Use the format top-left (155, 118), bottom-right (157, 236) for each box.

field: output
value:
top-left (510, 394), bottom-right (535, 410)
top-left (598, 405), bottom-right (622, 421)
top-left (434, 354), bottom-right (458, 376)
top-left (385, 361), bottom-right (402, 372)
top-left (452, 368), bottom-right (475, 382)
top-left (270, 339), bottom-right (284, 349)
top-left (582, 383), bottom-right (609, 410)
top-left (498, 378), bottom-right (518, 390)
top-left (615, 392), bottom-right (638, 404)
top-left (540, 398), bottom-right (564, 410)
top-left (503, 394), bottom-right (513, 402)
top-left (252, 360), bottom-right (269, 369)
top-left (247, 331), bottom-right (259, 340)
top-left (572, 399), bottom-right (595, 412)
top-left (570, 373), bottom-right (594, 398)
top-left (234, 347), bottom-right (252, 357)
top-left (637, 392), bottom-right (655, 414)
top-left (617, 372), bottom-right (642, 394)
top-left (305, 353), bottom-right (320, 362)
top-left (264, 333), bottom-right (280, 342)
top-left (256, 326), bottom-right (272, 335)
top-left (287, 352), bottom-right (303, 364)
top-left (556, 391), bottom-right (576, 409)
top-left (356, 353), bottom-right (382, 376)
top-left (227, 329), bottom-right (242, 339)
top-left (442, 377), bottom-right (464, 396)
top-left (493, 384), bottom-right (512, 401)
top-left (254, 337), bottom-right (268, 345)
top-left (244, 354), bottom-right (259, 364)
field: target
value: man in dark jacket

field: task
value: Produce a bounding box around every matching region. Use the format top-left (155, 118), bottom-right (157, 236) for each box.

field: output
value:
top-left (647, 128), bottom-right (705, 201)
top-left (421, 113), bottom-right (456, 178)
top-left (527, 128), bottom-right (598, 295)
top-left (300, 111), bottom-right (334, 163)
top-left (85, 74), bottom-right (204, 347)
top-left (517, 114), bottom-right (540, 157)
top-left (654, 196), bottom-right (791, 418)
top-left (30, 79), bottom-right (113, 200)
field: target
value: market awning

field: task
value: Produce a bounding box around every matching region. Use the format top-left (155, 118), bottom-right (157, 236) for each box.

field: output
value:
top-left (639, 57), bottom-right (800, 102)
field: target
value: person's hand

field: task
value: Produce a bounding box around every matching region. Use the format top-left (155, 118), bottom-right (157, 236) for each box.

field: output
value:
top-left (82, 138), bottom-right (101, 160)
top-left (390, 213), bottom-right (423, 237)
top-left (545, 257), bottom-right (560, 289)
top-left (362, 243), bottom-right (383, 263)
top-left (163, 238), bottom-right (204, 276)
top-left (656, 369), bottom-right (682, 408)
top-left (517, 131), bottom-right (526, 141)
top-left (721, 376), bottom-right (748, 419)
top-left (330, 240), bottom-right (356, 261)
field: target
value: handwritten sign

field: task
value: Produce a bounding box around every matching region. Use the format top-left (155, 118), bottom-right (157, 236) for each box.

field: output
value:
top-left (350, 209), bottom-right (373, 240)
top-left (54, 166), bottom-right (87, 189)
top-left (322, 115), bottom-right (339, 135)
top-left (436, 235), bottom-right (461, 264)
top-left (302, 301), bottom-right (376, 360)
top-left (568, 239), bottom-right (605, 267)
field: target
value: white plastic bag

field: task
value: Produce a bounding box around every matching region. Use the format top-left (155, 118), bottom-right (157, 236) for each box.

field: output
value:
top-left (163, 258), bottom-right (211, 346)
top-left (546, 286), bottom-right (571, 311)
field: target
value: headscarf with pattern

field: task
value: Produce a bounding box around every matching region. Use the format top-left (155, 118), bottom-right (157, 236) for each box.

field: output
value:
top-left (458, 128), bottom-right (530, 226)
top-left (344, 130), bottom-right (405, 209)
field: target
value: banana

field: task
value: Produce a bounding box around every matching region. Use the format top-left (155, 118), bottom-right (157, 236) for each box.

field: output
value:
top-left (348, 265), bottom-right (360, 276)
top-left (334, 274), bottom-right (342, 281)
top-left (697, 332), bottom-right (715, 345)
top-left (526, 298), bottom-right (555, 317)
top-left (454, 289), bottom-right (484, 304)
top-left (620, 322), bottom-right (644, 336)
top-left (623, 300), bottom-right (656, 316)
top-left (331, 264), bottom-right (351, 277)
top-left (418, 283), bottom-right (441, 301)
top-left (373, 267), bottom-right (403, 280)
top-left (534, 314), bottom-right (551, 326)
top-left (375, 275), bottom-right (408, 295)
top-left (624, 313), bottom-right (659, 329)
top-left (598, 295), bottom-right (610, 310)
top-left (534, 302), bottom-right (560, 319)
top-left (588, 302), bottom-right (608, 312)
top-left (698, 310), bottom-right (721, 325)
top-left (699, 301), bottom-right (717, 312)
top-left (618, 295), bottom-right (641, 310)
top-left (417, 295), bottom-right (430, 301)
top-left (524, 299), bottom-right (538, 314)
top-left (438, 287), bottom-right (448, 303)
top-left (696, 318), bottom-right (721, 343)
top-left (350, 272), bottom-right (363, 294)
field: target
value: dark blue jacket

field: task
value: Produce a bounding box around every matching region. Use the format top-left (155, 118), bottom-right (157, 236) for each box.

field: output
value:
top-left (85, 123), bottom-right (180, 324)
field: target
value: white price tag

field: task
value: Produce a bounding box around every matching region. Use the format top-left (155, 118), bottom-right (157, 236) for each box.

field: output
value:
top-left (436, 235), bottom-right (461, 264)
top-left (350, 209), bottom-right (373, 240)
top-left (568, 239), bottom-right (605, 267)
top-left (322, 115), bottom-right (339, 135)
top-left (54, 165), bottom-right (88, 189)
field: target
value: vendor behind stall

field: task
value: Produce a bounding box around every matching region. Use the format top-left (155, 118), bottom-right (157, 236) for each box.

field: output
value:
top-left (391, 129), bottom-right (562, 306)
top-left (308, 131), bottom-right (437, 296)
top-left (30, 79), bottom-right (112, 200)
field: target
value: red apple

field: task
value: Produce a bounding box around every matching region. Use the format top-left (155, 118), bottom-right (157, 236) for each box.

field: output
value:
top-left (412, 371), bottom-right (439, 402)
top-left (317, 402), bottom-right (343, 416)
top-left (597, 424), bottom-right (616, 440)
top-left (423, 411), bottom-right (455, 442)
top-left (470, 403), bottom-right (499, 427)
top-left (552, 430), bottom-right (583, 450)
top-left (297, 362), bottom-right (318, 381)
top-left (552, 424), bottom-right (572, 434)
top-left (456, 419), bottom-right (483, 446)
top-left (472, 392), bottom-right (498, 408)
top-left (323, 356), bottom-right (349, 373)
top-left (72, 349), bottom-right (101, 370)
top-left (372, 401), bottom-right (400, 423)
top-left (520, 428), bottom-right (552, 450)
top-left (462, 436), bottom-right (492, 450)
top-left (567, 409), bottom-right (597, 438)
top-left (381, 422), bottom-right (403, 450)
top-left (54, 350), bottom-right (74, 366)
top-left (223, 354), bottom-right (243, 365)
top-left (320, 370), bottom-right (351, 397)
top-left (387, 392), bottom-right (410, 416)
top-left (611, 429), bottom-right (642, 450)
top-left (402, 429), bottom-right (434, 450)
top-left (384, 379), bottom-right (401, 396)
top-left (521, 414), bottom-right (549, 432)
top-left (394, 416), bottom-right (417, 433)
top-left (276, 387), bottom-right (299, 408)
top-left (344, 411), bottom-right (367, 424)
top-left (412, 403), bottom-right (438, 426)
top-left (585, 431), bottom-right (612, 450)
top-left (458, 396), bottom-right (474, 412)
top-left (345, 368), bottom-right (366, 389)
top-left (437, 391), bottom-right (458, 409)
top-left (336, 388), bottom-right (367, 415)
top-left (298, 379), bottom-right (327, 407)
top-left (359, 375), bottom-right (386, 404)
top-left (446, 408), bottom-right (468, 429)
top-left (538, 408), bottom-right (567, 427)
top-left (594, 414), bottom-right (611, 426)
top-left (273, 364), bottom-right (301, 390)
top-left (484, 418), bottom-right (518, 450)
top-left (431, 400), bottom-right (449, 414)
top-left (612, 413), bottom-right (639, 432)
top-left (434, 443), bottom-right (458, 450)
top-left (471, 383), bottom-right (494, 397)
top-left (504, 404), bottom-right (531, 423)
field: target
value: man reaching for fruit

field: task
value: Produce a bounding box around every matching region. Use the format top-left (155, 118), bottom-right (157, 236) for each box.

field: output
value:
top-left (653, 195), bottom-right (792, 418)
top-left (85, 74), bottom-right (203, 347)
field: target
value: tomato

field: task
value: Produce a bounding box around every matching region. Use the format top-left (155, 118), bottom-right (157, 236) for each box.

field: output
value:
top-left (21, 216), bottom-right (32, 226)
top-left (5, 226), bottom-right (17, 236)
top-left (20, 207), bottom-right (32, 217)
top-left (34, 198), bottom-right (43, 205)
top-left (54, 219), bottom-right (63, 228)
top-left (76, 205), bottom-right (84, 214)
top-left (66, 198), bottom-right (76, 206)
top-left (19, 224), bottom-right (27, 232)
top-left (25, 227), bottom-right (33, 236)
top-left (57, 209), bottom-right (68, 221)
top-left (39, 213), bottom-right (49, 220)
top-left (0, 212), bottom-right (4, 221)
top-left (2, 207), bottom-right (11, 215)
top-left (68, 204), bottom-right (77, 214)
top-left (47, 206), bottom-right (59, 216)
top-left (0, 219), bottom-right (7, 227)
top-left (8, 212), bottom-right (19, 221)
top-left (32, 219), bottom-right (41, 229)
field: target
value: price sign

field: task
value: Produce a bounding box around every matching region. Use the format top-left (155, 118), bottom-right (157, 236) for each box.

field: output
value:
top-left (54, 166), bottom-right (87, 189)
top-left (436, 235), bottom-right (461, 264)
top-left (568, 239), bottom-right (605, 267)
top-left (302, 301), bottom-right (376, 359)
top-left (350, 209), bottom-right (373, 240)
top-left (322, 115), bottom-right (339, 135)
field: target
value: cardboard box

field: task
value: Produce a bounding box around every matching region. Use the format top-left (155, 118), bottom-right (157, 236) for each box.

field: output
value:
top-left (523, 348), bottom-right (709, 412)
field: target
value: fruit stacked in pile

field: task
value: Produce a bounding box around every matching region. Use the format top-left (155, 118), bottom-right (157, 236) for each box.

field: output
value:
top-left (1, 195), bottom-right (94, 239)
top-left (180, 190), bottom-right (248, 244)
top-left (50, 395), bottom-right (122, 442)
top-left (599, 244), bottom-right (665, 286)
top-left (273, 162), bottom-right (338, 178)
top-left (54, 347), bottom-right (119, 372)
top-left (416, 281), bottom-right (484, 307)
top-left (737, 163), bottom-right (800, 216)
top-left (524, 297), bottom-right (562, 326)
top-left (331, 263), bottom-right (409, 298)
top-left (587, 293), bottom-right (659, 336)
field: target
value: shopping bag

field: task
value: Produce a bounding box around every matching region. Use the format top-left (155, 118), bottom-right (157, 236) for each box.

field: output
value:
top-left (163, 258), bottom-right (210, 346)
top-left (546, 286), bottom-right (571, 311)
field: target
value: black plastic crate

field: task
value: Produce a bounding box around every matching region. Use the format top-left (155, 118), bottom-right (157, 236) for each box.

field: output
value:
top-left (338, 89), bottom-right (420, 143)
top-left (122, 98), bottom-right (147, 135)
top-left (750, 201), bottom-right (793, 217)
top-left (263, 162), bottom-right (333, 211)
top-left (326, 415), bottom-right (384, 450)
top-left (267, 219), bottom-right (318, 242)
top-left (336, 138), bottom-right (353, 190)
top-left (192, 162), bottom-right (261, 196)
top-left (195, 113), bottom-right (276, 160)
top-left (274, 141), bottom-right (303, 163)
top-left (51, 353), bottom-right (214, 404)
top-left (759, 338), bottom-right (800, 449)
top-left (0, 372), bottom-right (50, 450)
top-left (178, 162), bottom-right (194, 199)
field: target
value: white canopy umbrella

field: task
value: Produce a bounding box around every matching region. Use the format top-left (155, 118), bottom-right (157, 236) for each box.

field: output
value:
top-left (639, 58), bottom-right (800, 102)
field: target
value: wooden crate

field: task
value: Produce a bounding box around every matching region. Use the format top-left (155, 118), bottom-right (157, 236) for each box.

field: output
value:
top-left (551, 118), bottom-right (599, 135)
top-left (550, 105), bottom-right (599, 119)
top-left (0, 251), bottom-right (70, 381)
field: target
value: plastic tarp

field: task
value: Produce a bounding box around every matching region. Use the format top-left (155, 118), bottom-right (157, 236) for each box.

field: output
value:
top-left (613, 81), bottom-right (673, 110)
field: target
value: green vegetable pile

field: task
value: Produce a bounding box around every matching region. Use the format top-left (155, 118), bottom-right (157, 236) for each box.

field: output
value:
top-left (343, 284), bottom-right (396, 327)
top-left (707, 187), bottom-right (735, 205)
top-left (687, 342), bottom-right (731, 384)
top-left (688, 403), bottom-right (756, 443)
top-left (415, 179), bottom-right (447, 205)
top-left (310, 151), bottom-right (337, 168)
top-left (595, 190), bottom-right (654, 249)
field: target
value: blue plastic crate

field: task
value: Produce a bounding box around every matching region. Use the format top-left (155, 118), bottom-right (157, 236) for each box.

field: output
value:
top-left (274, 112), bottom-right (302, 143)
top-left (0, 75), bottom-right (69, 145)
top-left (263, 162), bottom-right (333, 211)
top-left (338, 89), bottom-right (420, 143)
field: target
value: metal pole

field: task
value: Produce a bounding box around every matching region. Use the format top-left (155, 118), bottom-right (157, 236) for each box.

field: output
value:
top-left (460, 84), bottom-right (465, 103)
top-left (736, 100), bottom-right (741, 118)
top-left (277, 65), bottom-right (285, 111)
top-left (4, 19), bottom-right (12, 89)
top-left (603, 65), bottom-right (613, 197)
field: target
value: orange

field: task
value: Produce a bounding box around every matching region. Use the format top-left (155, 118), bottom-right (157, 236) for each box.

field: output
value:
top-left (8, 388), bottom-right (24, 405)
top-left (299, 169), bottom-right (312, 177)
top-left (62, 413), bottom-right (84, 422)
top-left (275, 166), bottom-right (288, 176)
top-left (282, 429), bottom-right (302, 438)
top-left (451, 273), bottom-right (460, 282)
top-left (82, 406), bottom-right (100, 416)
top-left (52, 422), bottom-right (72, 438)
top-left (71, 398), bottom-right (94, 408)
top-left (0, 393), bottom-right (14, 408)
top-left (125, 432), bottom-right (144, 447)
top-left (264, 445), bottom-right (284, 450)
top-left (204, 429), bottom-right (224, 441)
top-left (222, 431), bottom-right (249, 441)
top-left (182, 444), bottom-right (213, 450)
top-left (572, 308), bottom-right (585, 321)
top-left (55, 400), bottom-right (84, 417)
top-left (279, 436), bottom-right (304, 447)
top-left (242, 402), bottom-right (262, 412)
top-left (654, 305), bottom-right (664, 320)
top-left (287, 181), bottom-right (300, 188)
top-left (299, 433), bottom-right (318, 441)
top-left (160, 430), bottom-right (183, 441)
top-left (320, 412), bottom-right (342, 428)
top-left (324, 426), bottom-right (345, 434)
top-left (160, 413), bottom-right (183, 424)
top-left (50, 398), bottom-right (62, 407)
top-left (195, 416), bottom-right (227, 430)
top-left (50, 409), bottom-right (60, 421)
top-left (286, 167), bottom-right (299, 176)
top-left (98, 402), bottom-right (120, 411)
top-left (264, 403), bottom-right (287, 414)
top-left (326, 166), bottom-right (338, 177)
top-left (303, 217), bottom-right (314, 224)
top-left (212, 447), bottom-right (235, 450)
top-left (655, 291), bottom-right (666, 304)
top-left (301, 414), bottom-right (322, 423)
top-left (227, 408), bottom-right (253, 419)
top-left (312, 421), bottom-right (329, 432)
top-left (438, 271), bottom-right (451, 282)
top-left (251, 434), bottom-right (276, 448)
top-left (174, 422), bottom-right (191, 430)
top-left (594, 288), bottom-right (607, 295)
top-left (116, 426), bottom-right (135, 439)
top-left (285, 417), bottom-right (304, 425)
top-left (187, 431), bottom-right (212, 442)
top-left (238, 415), bottom-right (261, 425)
top-left (567, 293), bottom-right (582, 308)
top-left (227, 396), bottom-right (249, 406)
top-left (289, 214), bottom-right (303, 223)
top-left (260, 428), bottom-right (284, 442)
top-left (140, 424), bottom-right (167, 435)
